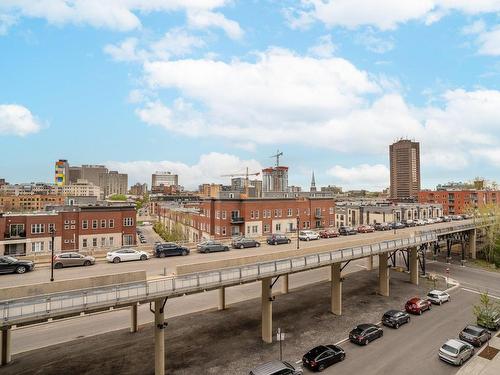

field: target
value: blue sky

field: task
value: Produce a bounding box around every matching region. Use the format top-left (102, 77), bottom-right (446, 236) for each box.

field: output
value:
top-left (1, 1), bottom-right (500, 191)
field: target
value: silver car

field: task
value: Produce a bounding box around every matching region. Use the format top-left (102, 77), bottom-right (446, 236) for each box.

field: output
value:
top-left (438, 339), bottom-right (474, 366)
top-left (427, 290), bottom-right (451, 305)
top-left (249, 360), bottom-right (303, 375)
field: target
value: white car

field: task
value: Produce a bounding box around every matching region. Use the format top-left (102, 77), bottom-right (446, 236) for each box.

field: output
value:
top-left (298, 230), bottom-right (320, 241)
top-left (427, 290), bottom-right (451, 305)
top-left (106, 248), bottom-right (149, 263)
top-left (415, 219), bottom-right (426, 226)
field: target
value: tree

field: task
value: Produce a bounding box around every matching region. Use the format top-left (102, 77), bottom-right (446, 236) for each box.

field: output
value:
top-left (473, 292), bottom-right (500, 330)
top-left (108, 194), bottom-right (127, 201)
top-left (153, 221), bottom-right (186, 242)
top-left (474, 204), bottom-right (500, 267)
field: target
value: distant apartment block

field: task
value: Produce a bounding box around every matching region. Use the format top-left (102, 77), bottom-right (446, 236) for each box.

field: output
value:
top-left (0, 204), bottom-right (136, 256)
top-left (54, 159), bottom-right (69, 186)
top-left (152, 171), bottom-right (178, 188)
top-left (61, 179), bottom-right (102, 198)
top-left (390, 139), bottom-right (421, 200)
top-left (130, 183), bottom-right (148, 196)
top-left (0, 195), bottom-right (65, 212)
top-left (419, 189), bottom-right (500, 215)
top-left (199, 183), bottom-right (223, 198)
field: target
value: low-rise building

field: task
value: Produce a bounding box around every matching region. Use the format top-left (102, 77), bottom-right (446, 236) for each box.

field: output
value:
top-left (61, 179), bottom-right (102, 198)
top-left (419, 189), bottom-right (500, 215)
top-left (0, 204), bottom-right (136, 256)
top-left (158, 197), bottom-right (335, 242)
top-left (0, 195), bottom-right (65, 212)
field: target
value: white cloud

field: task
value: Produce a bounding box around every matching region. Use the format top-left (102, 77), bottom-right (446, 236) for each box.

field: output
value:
top-left (0, 0), bottom-right (239, 35)
top-left (477, 27), bottom-right (500, 56)
top-left (327, 164), bottom-right (390, 190)
top-left (104, 37), bottom-right (143, 62)
top-left (0, 104), bottom-right (41, 136)
top-left (288, 0), bottom-right (500, 30)
top-left (187, 10), bottom-right (243, 39)
top-left (355, 29), bottom-right (394, 54)
top-left (0, 13), bottom-right (16, 35)
top-left (107, 152), bottom-right (263, 189)
top-left (462, 19), bottom-right (486, 35)
top-left (470, 149), bottom-right (500, 166)
top-left (307, 34), bottom-right (337, 57)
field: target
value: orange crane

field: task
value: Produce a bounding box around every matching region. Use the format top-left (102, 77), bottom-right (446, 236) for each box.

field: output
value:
top-left (221, 167), bottom-right (260, 197)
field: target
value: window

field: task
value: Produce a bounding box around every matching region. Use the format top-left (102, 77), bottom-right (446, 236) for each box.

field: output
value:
top-left (278, 209), bottom-right (282, 217)
top-left (70, 225), bottom-right (75, 229)
top-left (92, 220), bottom-right (98, 229)
top-left (216, 210), bottom-right (220, 219)
top-left (82, 220), bottom-right (88, 229)
top-left (250, 210), bottom-right (254, 219)
top-left (64, 225), bottom-right (70, 230)
top-left (109, 219), bottom-right (114, 228)
top-left (123, 217), bottom-right (133, 226)
top-left (221, 226), bottom-right (226, 236)
top-left (109, 237), bottom-right (114, 246)
top-left (252, 225), bottom-right (258, 233)
top-left (264, 224), bottom-right (270, 233)
top-left (275, 223), bottom-right (281, 231)
top-left (255, 210), bottom-right (259, 219)
top-left (101, 237), bottom-right (106, 247)
top-left (31, 242), bottom-right (44, 252)
top-left (329, 207), bottom-right (334, 215)
top-left (287, 208), bottom-right (292, 217)
top-left (31, 223), bottom-right (45, 234)
top-left (222, 211), bottom-right (227, 220)
top-left (274, 209), bottom-right (279, 218)
top-left (64, 220), bottom-right (70, 225)
top-left (71, 220), bottom-right (76, 224)
top-left (48, 223), bottom-right (56, 233)
top-left (92, 238), bottom-right (97, 247)
top-left (123, 234), bottom-right (133, 245)
top-left (82, 239), bottom-right (88, 248)
top-left (64, 239), bottom-right (69, 244)
top-left (101, 219), bottom-right (106, 228)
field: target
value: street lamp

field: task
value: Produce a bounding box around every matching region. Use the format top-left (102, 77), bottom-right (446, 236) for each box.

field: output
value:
top-left (393, 209), bottom-right (397, 235)
top-left (296, 216), bottom-right (300, 250)
top-left (50, 227), bottom-right (55, 282)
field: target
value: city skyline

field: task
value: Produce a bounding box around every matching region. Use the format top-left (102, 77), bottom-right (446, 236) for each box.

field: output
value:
top-left (2, 2), bottom-right (500, 190)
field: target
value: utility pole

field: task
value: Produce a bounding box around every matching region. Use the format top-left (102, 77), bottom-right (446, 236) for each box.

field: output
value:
top-left (296, 216), bottom-right (300, 250)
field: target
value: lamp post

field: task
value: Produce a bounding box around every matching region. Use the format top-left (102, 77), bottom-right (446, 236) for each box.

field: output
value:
top-left (50, 227), bottom-right (55, 282)
top-left (393, 209), bottom-right (397, 235)
top-left (296, 216), bottom-right (300, 250)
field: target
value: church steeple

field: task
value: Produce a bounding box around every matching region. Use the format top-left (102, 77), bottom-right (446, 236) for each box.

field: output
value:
top-left (310, 171), bottom-right (317, 192)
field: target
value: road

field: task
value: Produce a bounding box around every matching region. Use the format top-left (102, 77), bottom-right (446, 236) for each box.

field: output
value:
top-left (0, 219), bottom-right (475, 288)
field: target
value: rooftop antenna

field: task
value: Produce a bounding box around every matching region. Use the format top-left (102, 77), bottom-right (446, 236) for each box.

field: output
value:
top-left (270, 149), bottom-right (283, 167)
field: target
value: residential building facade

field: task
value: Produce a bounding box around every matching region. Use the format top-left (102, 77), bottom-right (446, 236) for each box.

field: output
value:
top-left (0, 195), bottom-right (65, 212)
top-left (419, 189), bottom-right (500, 215)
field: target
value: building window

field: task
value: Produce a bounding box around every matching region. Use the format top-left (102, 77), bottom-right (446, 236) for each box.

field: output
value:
top-left (101, 237), bottom-right (106, 247)
top-left (123, 217), bottom-right (133, 226)
top-left (48, 223), bottom-right (56, 233)
top-left (31, 223), bottom-right (45, 234)
top-left (329, 207), bottom-right (334, 215)
top-left (123, 234), bottom-right (133, 245)
top-left (250, 210), bottom-right (254, 219)
top-left (92, 238), bottom-right (97, 247)
top-left (274, 209), bottom-right (279, 218)
top-left (82, 239), bottom-right (88, 248)
top-left (109, 219), bottom-right (114, 228)
top-left (31, 242), bottom-right (44, 252)
top-left (275, 223), bottom-right (281, 232)
top-left (222, 211), bottom-right (226, 219)
top-left (252, 225), bottom-right (258, 234)
top-left (64, 220), bottom-right (70, 225)
top-left (216, 210), bottom-right (220, 219)
top-left (82, 220), bottom-right (88, 229)
top-left (264, 224), bottom-right (270, 233)
top-left (109, 237), bottom-right (114, 246)
top-left (92, 220), bottom-right (98, 229)
top-left (70, 225), bottom-right (75, 229)
top-left (255, 210), bottom-right (259, 219)
top-left (64, 239), bottom-right (69, 244)
top-left (101, 219), bottom-right (106, 228)
top-left (279, 209), bottom-right (282, 217)
top-left (287, 208), bottom-right (292, 217)
top-left (221, 226), bottom-right (226, 236)
top-left (71, 220), bottom-right (76, 224)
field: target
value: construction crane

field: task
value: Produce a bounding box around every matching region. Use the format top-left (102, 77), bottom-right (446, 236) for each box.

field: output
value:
top-left (221, 167), bottom-right (260, 197)
top-left (270, 149), bottom-right (283, 167)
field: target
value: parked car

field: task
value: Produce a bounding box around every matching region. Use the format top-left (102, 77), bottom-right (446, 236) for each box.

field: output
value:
top-left (338, 226), bottom-right (357, 236)
top-left (391, 222), bottom-right (406, 229)
top-left (441, 216), bottom-right (452, 222)
top-left (232, 237), bottom-right (261, 249)
top-left (382, 310), bottom-right (410, 329)
top-left (302, 345), bottom-right (345, 372)
top-left (298, 230), bottom-right (320, 241)
top-left (198, 242), bottom-right (229, 253)
top-left (438, 339), bottom-right (474, 366)
top-left (374, 222), bottom-right (391, 231)
top-left (459, 325), bottom-right (491, 347)
top-left (196, 240), bottom-right (217, 250)
top-left (414, 219), bottom-right (426, 226)
top-left (403, 219), bottom-right (416, 227)
top-left (249, 360), bottom-right (303, 375)
top-left (348, 324), bottom-right (383, 345)
top-left (53, 252), bottom-right (95, 268)
top-left (106, 248), bottom-right (149, 263)
top-left (139, 237), bottom-right (147, 244)
top-left (427, 290), bottom-right (451, 305)
top-left (477, 311), bottom-right (500, 331)
top-left (0, 256), bottom-right (35, 274)
top-left (357, 225), bottom-right (374, 233)
top-left (451, 215), bottom-right (464, 221)
top-left (154, 242), bottom-right (189, 257)
top-left (319, 229), bottom-right (339, 238)
top-left (405, 297), bottom-right (432, 315)
top-left (266, 234), bottom-right (291, 245)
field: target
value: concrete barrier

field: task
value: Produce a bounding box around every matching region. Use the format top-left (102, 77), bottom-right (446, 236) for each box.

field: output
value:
top-left (0, 271), bottom-right (147, 300)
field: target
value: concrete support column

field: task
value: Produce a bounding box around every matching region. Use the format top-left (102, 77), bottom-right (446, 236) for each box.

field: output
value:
top-left (130, 304), bottom-right (138, 333)
top-left (218, 287), bottom-right (226, 311)
top-left (410, 247), bottom-right (419, 286)
top-left (281, 274), bottom-right (289, 294)
top-left (469, 229), bottom-right (477, 259)
top-left (261, 277), bottom-right (273, 343)
top-left (365, 255), bottom-right (373, 271)
top-left (154, 299), bottom-right (165, 375)
top-left (378, 253), bottom-right (389, 297)
top-left (330, 263), bottom-right (342, 315)
top-left (1, 327), bottom-right (11, 366)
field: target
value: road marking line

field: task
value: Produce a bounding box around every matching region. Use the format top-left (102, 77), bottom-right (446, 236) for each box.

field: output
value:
top-left (461, 288), bottom-right (500, 300)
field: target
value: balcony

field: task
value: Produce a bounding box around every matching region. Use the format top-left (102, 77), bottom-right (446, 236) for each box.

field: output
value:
top-left (230, 217), bottom-right (245, 224)
top-left (3, 231), bottom-right (26, 239)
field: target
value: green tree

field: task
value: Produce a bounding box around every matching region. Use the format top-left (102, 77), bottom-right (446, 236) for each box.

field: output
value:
top-left (108, 194), bottom-right (127, 201)
top-left (474, 204), bottom-right (500, 267)
top-left (473, 292), bottom-right (500, 329)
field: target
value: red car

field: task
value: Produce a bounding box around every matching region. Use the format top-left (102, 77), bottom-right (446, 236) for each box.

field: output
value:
top-left (357, 225), bottom-right (374, 233)
top-left (405, 297), bottom-right (432, 315)
top-left (320, 229), bottom-right (339, 238)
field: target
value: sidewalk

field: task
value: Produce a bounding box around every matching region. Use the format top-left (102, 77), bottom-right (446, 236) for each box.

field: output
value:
top-left (457, 335), bottom-right (500, 375)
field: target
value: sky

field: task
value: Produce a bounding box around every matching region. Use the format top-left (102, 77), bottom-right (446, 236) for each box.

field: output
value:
top-left (1, 1), bottom-right (500, 191)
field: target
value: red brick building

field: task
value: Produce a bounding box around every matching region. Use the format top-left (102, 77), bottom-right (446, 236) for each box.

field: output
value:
top-left (0, 205), bottom-right (136, 256)
top-left (158, 197), bottom-right (335, 242)
top-left (418, 190), bottom-right (500, 215)
top-left (0, 194), bottom-right (65, 212)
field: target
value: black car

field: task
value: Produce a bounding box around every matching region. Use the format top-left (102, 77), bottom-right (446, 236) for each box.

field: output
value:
top-left (232, 237), bottom-right (261, 249)
top-left (155, 242), bottom-right (190, 257)
top-left (302, 345), bottom-right (345, 372)
top-left (0, 256), bottom-right (35, 274)
top-left (266, 234), bottom-right (291, 245)
top-left (459, 325), bottom-right (492, 347)
top-left (338, 226), bottom-right (357, 235)
top-left (382, 310), bottom-right (410, 329)
top-left (349, 324), bottom-right (383, 345)
top-left (197, 242), bottom-right (229, 253)
top-left (391, 222), bottom-right (406, 229)
top-left (374, 223), bottom-right (391, 231)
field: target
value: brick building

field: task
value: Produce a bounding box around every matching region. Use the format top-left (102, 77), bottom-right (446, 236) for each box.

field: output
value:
top-left (0, 205), bottom-right (136, 256)
top-left (418, 190), bottom-right (500, 215)
top-left (0, 195), bottom-right (65, 212)
top-left (158, 197), bottom-right (335, 242)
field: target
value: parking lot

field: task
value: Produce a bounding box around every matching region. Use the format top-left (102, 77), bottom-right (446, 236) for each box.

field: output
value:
top-left (3, 265), bottom-right (480, 375)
